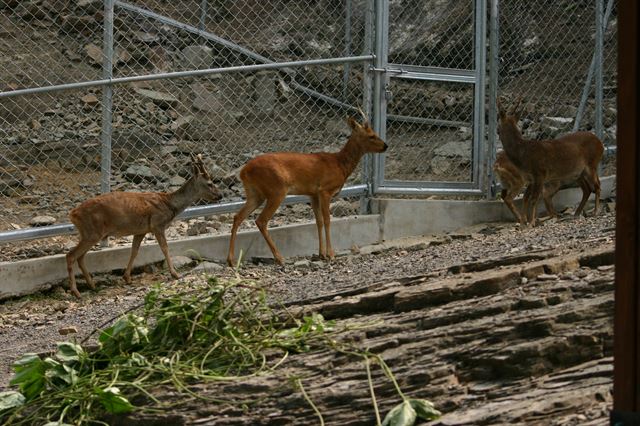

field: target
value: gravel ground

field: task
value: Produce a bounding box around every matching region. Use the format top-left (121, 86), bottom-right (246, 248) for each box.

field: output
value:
top-left (0, 210), bottom-right (615, 391)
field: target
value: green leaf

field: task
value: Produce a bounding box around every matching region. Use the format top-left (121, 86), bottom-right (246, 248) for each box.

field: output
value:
top-left (10, 354), bottom-right (47, 400)
top-left (94, 386), bottom-right (134, 414)
top-left (55, 342), bottom-right (85, 364)
top-left (382, 400), bottom-right (417, 426)
top-left (0, 391), bottom-right (25, 411)
top-left (408, 398), bottom-right (441, 420)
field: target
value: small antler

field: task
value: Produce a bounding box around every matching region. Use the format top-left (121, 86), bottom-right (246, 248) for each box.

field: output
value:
top-left (191, 153), bottom-right (210, 177)
top-left (510, 96), bottom-right (524, 117)
top-left (356, 106), bottom-right (369, 126)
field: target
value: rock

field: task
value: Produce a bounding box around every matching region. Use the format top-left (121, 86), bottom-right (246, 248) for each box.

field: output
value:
top-left (59, 326), bottom-right (78, 335)
top-left (294, 259), bottom-right (311, 268)
top-left (170, 115), bottom-right (195, 137)
top-left (186, 222), bottom-right (208, 236)
top-left (16, 2), bottom-right (47, 19)
top-left (537, 273), bottom-right (558, 281)
top-left (29, 215), bottom-right (56, 227)
top-left (61, 15), bottom-right (96, 35)
top-left (81, 93), bottom-right (99, 107)
top-left (253, 71), bottom-right (276, 115)
top-left (596, 265), bottom-right (614, 272)
top-left (169, 175), bottom-right (186, 187)
top-left (0, 0), bottom-right (19, 8)
top-left (123, 164), bottom-right (167, 183)
top-left (84, 43), bottom-right (103, 66)
top-left (330, 199), bottom-right (357, 217)
top-left (133, 88), bottom-right (179, 108)
top-left (181, 45), bottom-right (214, 70)
top-left (166, 255), bottom-right (195, 270)
top-left (540, 116), bottom-right (573, 130)
top-left (430, 141), bottom-right (471, 174)
top-left (193, 261), bottom-right (224, 274)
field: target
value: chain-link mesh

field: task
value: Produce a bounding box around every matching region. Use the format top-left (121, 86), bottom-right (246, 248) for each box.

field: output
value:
top-left (0, 0), bottom-right (367, 243)
top-left (497, 0), bottom-right (617, 177)
top-left (386, 79), bottom-right (474, 182)
top-left (384, 1), bottom-right (476, 184)
top-left (0, 0), bottom-right (618, 251)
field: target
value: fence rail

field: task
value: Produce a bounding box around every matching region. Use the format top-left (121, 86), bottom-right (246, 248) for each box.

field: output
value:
top-left (0, 0), bottom-right (617, 246)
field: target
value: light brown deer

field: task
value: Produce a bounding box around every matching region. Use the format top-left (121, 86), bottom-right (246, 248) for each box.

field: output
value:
top-left (66, 154), bottom-right (222, 298)
top-left (494, 150), bottom-right (590, 224)
top-left (497, 97), bottom-right (604, 225)
top-left (227, 114), bottom-right (387, 267)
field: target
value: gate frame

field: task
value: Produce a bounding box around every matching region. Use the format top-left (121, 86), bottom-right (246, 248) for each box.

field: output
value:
top-left (371, 0), bottom-right (488, 197)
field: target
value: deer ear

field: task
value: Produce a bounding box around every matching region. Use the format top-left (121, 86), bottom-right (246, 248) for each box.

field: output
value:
top-left (347, 116), bottom-right (361, 130)
top-left (497, 98), bottom-right (506, 120)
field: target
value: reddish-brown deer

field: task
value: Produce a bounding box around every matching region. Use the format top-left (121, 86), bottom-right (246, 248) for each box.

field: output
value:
top-left (227, 114), bottom-right (387, 267)
top-left (494, 150), bottom-right (590, 224)
top-left (66, 154), bottom-right (222, 298)
top-left (497, 98), bottom-right (604, 225)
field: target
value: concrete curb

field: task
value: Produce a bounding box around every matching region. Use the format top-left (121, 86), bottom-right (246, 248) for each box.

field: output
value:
top-left (0, 175), bottom-right (615, 300)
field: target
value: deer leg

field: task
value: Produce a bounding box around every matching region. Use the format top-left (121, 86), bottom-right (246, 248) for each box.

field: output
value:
top-left (227, 190), bottom-right (264, 267)
top-left (319, 192), bottom-right (335, 260)
top-left (522, 185), bottom-right (533, 224)
top-left (77, 254), bottom-right (95, 290)
top-left (582, 170), bottom-right (601, 216)
top-left (66, 237), bottom-right (99, 298)
top-left (527, 181), bottom-right (544, 226)
top-left (501, 187), bottom-right (524, 224)
top-left (123, 234), bottom-right (145, 284)
top-left (154, 231), bottom-right (178, 280)
top-left (255, 191), bottom-right (287, 265)
top-left (310, 195), bottom-right (325, 258)
top-left (541, 181), bottom-right (561, 218)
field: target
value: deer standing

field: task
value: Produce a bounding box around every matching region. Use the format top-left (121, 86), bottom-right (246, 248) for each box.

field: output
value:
top-left (227, 114), bottom-right (387, 267)
top-left (494, 150), bottom-right (589, 224)
top-left (66, 154), bottom-right (222, 298)
top-left (497, 98), bottom-right (604, 225)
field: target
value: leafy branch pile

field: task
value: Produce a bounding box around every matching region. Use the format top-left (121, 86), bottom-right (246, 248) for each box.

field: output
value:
top-left (0, 277), bottom-right (439, 425)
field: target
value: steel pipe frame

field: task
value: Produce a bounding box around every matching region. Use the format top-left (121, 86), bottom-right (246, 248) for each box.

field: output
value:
top-left (0, 185), bottom-right (367, 244)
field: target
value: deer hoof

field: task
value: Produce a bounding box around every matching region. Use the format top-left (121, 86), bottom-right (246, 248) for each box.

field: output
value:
top-left (170, 271), bottom-right (180, 280)
top-left (70, 288), bottom-right (82, 299)
top-left (123, 274), bottom-right (132, 285)
top-left (86, 280), bottom-right (96, 290)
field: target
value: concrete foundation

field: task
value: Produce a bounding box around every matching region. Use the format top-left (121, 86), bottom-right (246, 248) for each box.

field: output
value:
top-left (0, 176), bottom-right (615, 300)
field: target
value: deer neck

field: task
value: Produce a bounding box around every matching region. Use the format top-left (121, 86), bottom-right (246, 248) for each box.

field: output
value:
top-left (165, 178), bottom-right (198, 218)
top-left (500, 124), bottom-right (529, 166)
top-left (335, 137), bottom-right (365, 179)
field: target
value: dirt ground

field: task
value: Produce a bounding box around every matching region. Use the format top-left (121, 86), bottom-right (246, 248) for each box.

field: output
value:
top-left (0, 210), bottom-right (614, 391)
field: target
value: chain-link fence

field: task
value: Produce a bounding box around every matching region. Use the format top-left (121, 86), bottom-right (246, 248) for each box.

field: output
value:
top-left (492, 0), bottom-right (617, 183)
top-left (0, 0), bottom-right (617, 252)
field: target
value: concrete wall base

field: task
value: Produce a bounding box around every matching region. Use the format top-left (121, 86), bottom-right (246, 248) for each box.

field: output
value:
top-left (0, 175), bottom-right (615, 300)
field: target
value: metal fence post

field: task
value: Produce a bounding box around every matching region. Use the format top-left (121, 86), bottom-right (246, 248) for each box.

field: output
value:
top-left (573, 0), bottom-right (614, 132)
top-left (199, 0), bottom-right (208, 31)
top-left (487, 0), bottom-right (499, 198)
top-left (101, 0), bottom-right (114, 196)
top-left (360, 0), bottom-right (374, 214)
top-left (343, 0), bottom-right (352, 102)
top-left (372, 0), bottom-right (388, 194)
top-left (594, 0), bottom-right (604, 140)
top-left (472, 0), bottom-right (487, 196)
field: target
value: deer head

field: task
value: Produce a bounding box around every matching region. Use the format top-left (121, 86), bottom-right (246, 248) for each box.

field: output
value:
top-left (497, 97), bottom-right (524, 143)
top-left (346, 113), bottom-right (388, 154)
top-left (188, 154), bottom-right (223, 202)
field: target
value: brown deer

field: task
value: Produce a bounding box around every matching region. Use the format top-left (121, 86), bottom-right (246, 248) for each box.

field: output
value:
top-left (66, 154), bottom-right (222, 298)
top-left (494, 150), bottom-right (590, 224)
top-left (227, 114), bottom-right (387, 267)
top-left (497, 97), bottom-right (604, 225)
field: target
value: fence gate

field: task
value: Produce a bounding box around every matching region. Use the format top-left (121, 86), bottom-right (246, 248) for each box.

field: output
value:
top-left (372, 0), bottom-right (487, 196)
